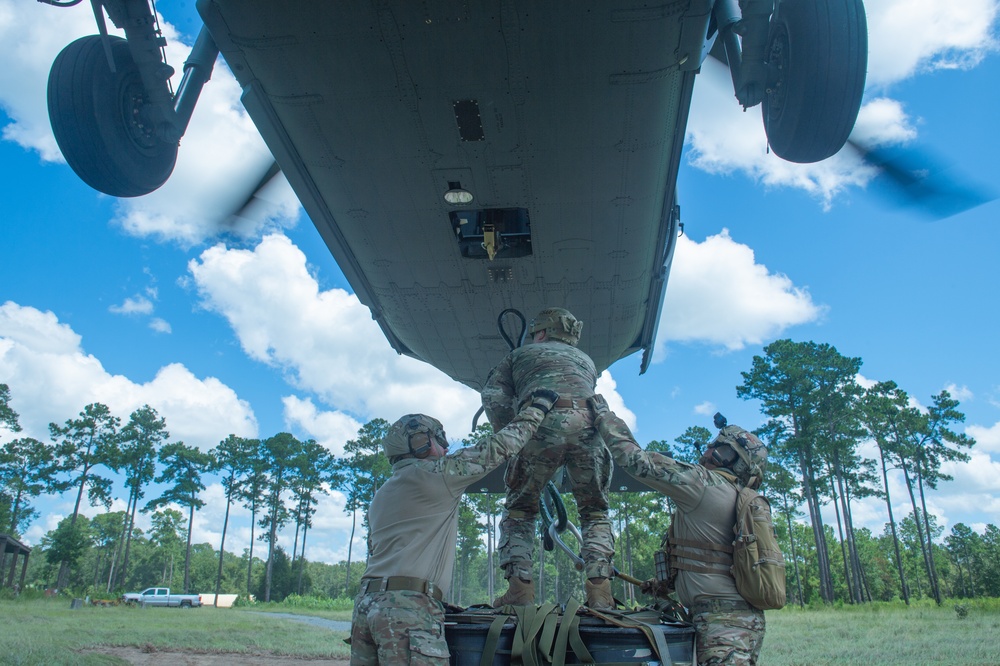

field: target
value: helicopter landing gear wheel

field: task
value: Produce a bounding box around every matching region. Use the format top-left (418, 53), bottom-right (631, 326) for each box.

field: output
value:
top-left (762, 0), bottom-right (867, 163)
top-left (47, 35), bottom-right (177, 197)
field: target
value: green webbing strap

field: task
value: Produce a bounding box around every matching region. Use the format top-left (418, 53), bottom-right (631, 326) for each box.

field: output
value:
top-left (550, 597), bottom-right (582, 666)
top-left (511, 603), bottom-right (559, 666)
top-left (587, 608), bottom-right (673, 666)
top-left (479, 614), bottom-right (510, 666)
top-left (564, 606), bottom-right (595, 665)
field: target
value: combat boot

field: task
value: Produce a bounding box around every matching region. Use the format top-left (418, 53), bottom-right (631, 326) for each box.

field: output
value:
top-left (492, 577), bottom-right (534, 607)
top-left (586, 577), bottom-right (615, 611)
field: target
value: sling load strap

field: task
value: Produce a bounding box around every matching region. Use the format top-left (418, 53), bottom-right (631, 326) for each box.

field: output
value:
top-left (512, 603), bottom-right (559, 666)
top-left (482, 599), bottom-right (599, 666)
top-left (480, 614), bottom-right (510, 666)
top-left (548, 597), bottom-right (582, 665)
top-left (560, 599), bottom-right (596, 666)
top-left (480, 601), bottom-right (665, 666)
top-left (586, 608), bottom-right (674, 666)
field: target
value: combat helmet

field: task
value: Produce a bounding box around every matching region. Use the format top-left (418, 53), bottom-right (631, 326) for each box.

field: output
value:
top-left (710, 424), bottom-right (768, 490)
top-left (529, 307), bottom-right (583, 346)
top-left (382, 414), bottom-right (448, 462)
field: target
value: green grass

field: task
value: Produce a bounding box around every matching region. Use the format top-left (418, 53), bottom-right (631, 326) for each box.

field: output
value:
top-left (762, 600), bottom-right (1000, 665)
top-left (0, 598), bottom-right (351, 665)
top-left (5, 596), bottom-right (1000, 665)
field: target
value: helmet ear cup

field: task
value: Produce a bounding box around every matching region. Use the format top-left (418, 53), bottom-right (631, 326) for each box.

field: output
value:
top-left (407, 418), bottom-right (433, 458)
top-left (711, 443), bottom-right (738, 467)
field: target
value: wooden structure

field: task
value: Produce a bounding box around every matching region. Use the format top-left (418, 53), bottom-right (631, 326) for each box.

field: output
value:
top-left (0, 534), bottom-right (31, 593)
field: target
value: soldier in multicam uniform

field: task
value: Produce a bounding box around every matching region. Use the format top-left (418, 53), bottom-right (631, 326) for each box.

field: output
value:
top-left (482, 307), bottom-right (616, 610)
top-left (350, 388), bottom-right (559, 665)
top-left (589, 394), bottom-right (769, 666)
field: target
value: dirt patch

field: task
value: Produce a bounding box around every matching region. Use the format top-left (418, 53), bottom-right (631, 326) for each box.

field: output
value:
top-left (80, 646), bottom-right (350, 665)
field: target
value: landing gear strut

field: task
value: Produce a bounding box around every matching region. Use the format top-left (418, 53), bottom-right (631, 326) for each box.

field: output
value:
top-left (44, 0), bottom-right (219, 196)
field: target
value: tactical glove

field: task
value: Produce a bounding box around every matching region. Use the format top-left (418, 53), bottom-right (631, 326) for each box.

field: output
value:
top-left (527, 388), bottom-right (560, 415)
top-left (588, 394), bottom-right (610, 419)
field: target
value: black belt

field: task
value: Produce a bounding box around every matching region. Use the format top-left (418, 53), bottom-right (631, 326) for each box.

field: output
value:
top-left (689, 598), bottom-right (757, 614)
top-left (520, 396), bottom-right (592, 411)
top-left (359, 576), bottom-right (443, 602)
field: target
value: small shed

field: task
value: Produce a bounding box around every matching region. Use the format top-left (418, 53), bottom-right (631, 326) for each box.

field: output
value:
top-left (0, 534), bottom-right (31, 593)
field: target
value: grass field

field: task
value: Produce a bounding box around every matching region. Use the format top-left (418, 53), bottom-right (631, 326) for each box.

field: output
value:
top-left (762, 600), bottom-right (1000, 665)
top-left (0, 598), bottom-right (352, 665)
top-left (2, 597), bottom-right (999, 664)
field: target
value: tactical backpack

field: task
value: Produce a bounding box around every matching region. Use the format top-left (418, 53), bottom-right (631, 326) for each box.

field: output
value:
top-left (657, 479), bottom-right (786, 611)
top-left (730, 485), bottom-right (786, 610)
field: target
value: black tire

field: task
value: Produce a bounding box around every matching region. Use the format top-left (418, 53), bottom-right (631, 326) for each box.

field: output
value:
top-left (47, 35), bottom-right (177, 197)
top-left (762, 0), bottom-right (867, 163)
top-left (180, 600), bottom-right (191, 608)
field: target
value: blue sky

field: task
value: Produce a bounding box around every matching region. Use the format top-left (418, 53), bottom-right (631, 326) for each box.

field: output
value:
top-left (2, 1), bottom-right (999, 566)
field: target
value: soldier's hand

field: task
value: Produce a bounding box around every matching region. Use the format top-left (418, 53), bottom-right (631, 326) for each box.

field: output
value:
top-left (527, 388), bottom-right (560, 415)
top-left (588, 394), bottom-right (610, 419)
top-left (640, 578), bottom-right (671, 598)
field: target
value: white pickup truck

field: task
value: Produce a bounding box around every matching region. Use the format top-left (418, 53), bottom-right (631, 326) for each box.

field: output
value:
top-left (121, 587), bottom-right (202, 607)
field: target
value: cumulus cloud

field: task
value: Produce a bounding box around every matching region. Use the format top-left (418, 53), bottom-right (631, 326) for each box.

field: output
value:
top-left (109, 295), bottom-right (154, 316)
top-left (654, 230), bottom-right (823, 358)
top-left (967, 421), bottom-right (1000, 454)
top-left (0, 301), bottom-right (257, 448)
top-left (188, 234), bottom-right (634, 441)
top-left (0, 1), bottom-right (299, 246)
top-left (693, 401), bottom-right (717, 417)
top-left (282, 395), bottom-right (363, 457)
top-left (149, 318), bottom-right (173, 334)
top-left (865, 0), bottom-right (1000, 87)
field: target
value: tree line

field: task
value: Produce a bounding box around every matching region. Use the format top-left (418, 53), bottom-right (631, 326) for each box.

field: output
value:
top-left (2, 338), bottom-right (999, 607)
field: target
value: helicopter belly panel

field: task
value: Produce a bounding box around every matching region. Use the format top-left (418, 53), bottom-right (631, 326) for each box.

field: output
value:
top-left (199, 0), bottom-right (694, 388)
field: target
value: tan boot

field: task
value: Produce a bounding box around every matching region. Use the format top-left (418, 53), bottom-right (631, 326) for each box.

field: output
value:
top-left (492, 577), bottom-right (534, 607)
top-left (586, 577), bottom-right (615, 610)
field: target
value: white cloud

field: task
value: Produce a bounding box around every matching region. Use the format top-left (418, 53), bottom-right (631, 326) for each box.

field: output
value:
top-left (865, 0), bottom-right (1000, 87)
top-left (109, 295), bottom-right (154, 316)
top-left (967, 421), bottom-right (1000, 454)
top-left (0, 301), bottom-right (257, 448)
top-left (187, 234), bottom-right (483, 438)
top-left (596, 371), bottom-right (636, 432)
top-left (282, 395), bottom-right (363, 457)
top-left (944, 383), bottom-right (973, 403)
top-left (189, 234), bottom-right (633, 443)
top-left (693, 401), bottom-right (717, 417)
top-left (0, 1), bottom-right (299, 246)
top-left (655, 230), bottom-right (823, 357)
top-left (149, 318), bottom-right (173, 334)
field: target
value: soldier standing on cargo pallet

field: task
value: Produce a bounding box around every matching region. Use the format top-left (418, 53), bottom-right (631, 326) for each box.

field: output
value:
top-left (588, 395), bottom-right (771, 666)
top-left (482, 307), bottom-right (616, 610)
top-left (350, 389), bottom-right (559, 665)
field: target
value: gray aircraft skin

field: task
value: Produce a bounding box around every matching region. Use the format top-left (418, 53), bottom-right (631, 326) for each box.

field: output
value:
top-left (45, 0), bottom-right (868, 391)
top-left (198, 1), bottom-right (700, 390)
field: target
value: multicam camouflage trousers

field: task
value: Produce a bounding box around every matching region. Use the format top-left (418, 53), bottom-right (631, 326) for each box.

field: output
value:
top-left (691, 606), bottom-right (766, 665)
top-left (350, 589), bottom-right (450, 665)
top-left (498, 410), bottom-right (615, 581)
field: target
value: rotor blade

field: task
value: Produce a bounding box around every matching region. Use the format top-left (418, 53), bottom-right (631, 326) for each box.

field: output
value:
top-left (229, 159), bottom-right (282, 224)
top-left (846, 138), bottom-right (995, 219)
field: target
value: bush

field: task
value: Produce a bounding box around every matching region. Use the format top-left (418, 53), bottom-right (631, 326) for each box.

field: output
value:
top-left (281, 594), bottom-right (354, 611)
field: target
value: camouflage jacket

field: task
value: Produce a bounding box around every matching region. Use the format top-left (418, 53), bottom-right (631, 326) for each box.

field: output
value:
top-left (362, 405), bottom-right (545, 593)
top-left (482, 340), bottom-right (596, 429)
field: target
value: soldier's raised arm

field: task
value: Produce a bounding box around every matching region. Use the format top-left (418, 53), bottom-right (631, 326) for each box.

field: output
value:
top-left (442, 388), bottom-right (558, 484)
top-left (588, 394), bottom-right (692, 491)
